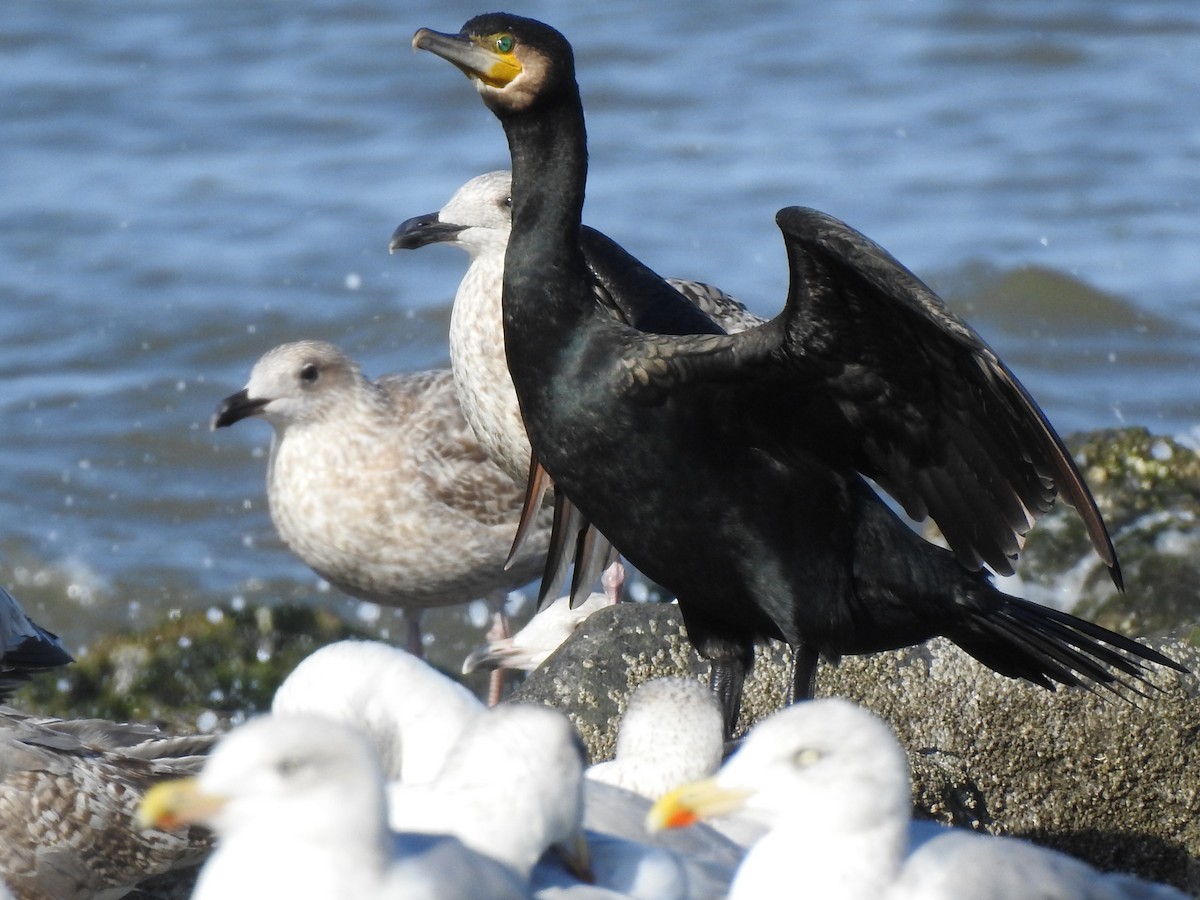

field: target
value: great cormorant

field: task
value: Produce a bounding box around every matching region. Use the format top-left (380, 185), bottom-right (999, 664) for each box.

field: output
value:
top-left (412, 13), bottom-right (1182, 731)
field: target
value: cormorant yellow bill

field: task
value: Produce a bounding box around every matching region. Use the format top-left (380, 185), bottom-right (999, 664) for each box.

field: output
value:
top-left (413, 28), bottom-right (523, 89)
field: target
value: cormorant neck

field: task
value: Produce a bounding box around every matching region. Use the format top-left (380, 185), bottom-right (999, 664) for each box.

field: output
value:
top-left (499, 90), bottom-right (588, 273)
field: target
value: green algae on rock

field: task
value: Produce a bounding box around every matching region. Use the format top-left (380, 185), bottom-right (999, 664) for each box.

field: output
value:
top-left (1016, 427), bottom-right (1200, 634)
top-left (13, 604), bottom-right (371, 731)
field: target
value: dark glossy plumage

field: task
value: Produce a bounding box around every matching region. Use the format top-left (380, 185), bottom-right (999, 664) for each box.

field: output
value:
top-left (0, 585), bottom-right (71, 700)
top-left (413, 14), bottom-right (1183, 729)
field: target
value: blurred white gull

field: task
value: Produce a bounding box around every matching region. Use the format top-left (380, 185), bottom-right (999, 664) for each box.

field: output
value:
top-left (1, 709), bottom-right (213, 899)
top-left (387, 702), bottom-right (735, 900)
top-left (212, 341), bottom-right (552, 657)
top-left (463, 591), bottom-right (614, 676)
top-left (0, 584), bottom-right (72, 699)
top-left (648, 698), bottom-right (1190, 900)
top-left (388, 704), bottom-right (588, 880)
top-left (139, 713), bottom-right (528, 900)
top-left (271, 640), bottom-right (484, 784)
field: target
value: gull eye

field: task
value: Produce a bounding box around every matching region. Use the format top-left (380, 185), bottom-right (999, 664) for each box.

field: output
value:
top-left (792, 747), bottom-right (821, 768)
top-left (276, 756), bottom-right (305, 777)
top-left (502, 195), bottom-right (513, 210)
top-left (300, 363), bottom-right (320, 385)
top-left (495, 34), bottom-right (514, 53)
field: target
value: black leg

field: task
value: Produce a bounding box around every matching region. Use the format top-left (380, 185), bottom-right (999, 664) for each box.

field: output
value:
top-left (709, 657), bottom-right (748, 739)
top-left (790, 642), bottom-right (820, 702)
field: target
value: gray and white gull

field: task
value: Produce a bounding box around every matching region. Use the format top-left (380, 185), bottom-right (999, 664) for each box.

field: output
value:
top-left (213, 340), bottom-right (552, 656)
top-left (272, 639), bottom-right (484, 784)
top-left (391, 172), bottom-right (761, 605)
top-left (139, 713), bottom-right (527, 900)
top-left (649, 697), bottom-right (1190, 900)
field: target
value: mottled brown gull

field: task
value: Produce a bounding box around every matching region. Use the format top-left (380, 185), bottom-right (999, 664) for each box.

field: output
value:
top-left (649, 698), bottom-right (1190, 900)
top-left (139, 713), bottom-right (528, 900)
top-left (213, 340), bottom-right (552, 655)
top-left (0, 584), bottom-right (72, 700)
top-left (0, 709), bottom-right (212, 899)
top-left (272, 639), bottom-right (484, 784)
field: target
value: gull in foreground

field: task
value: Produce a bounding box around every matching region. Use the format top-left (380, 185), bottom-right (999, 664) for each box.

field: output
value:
top-left (648, 697), bottom-right (1189, 899)
top-left (387, 703), bottom-right (589, 881)
top-left (1, 710), bottom-right (213, 899)
top-left (387, 702), bottom-right (736, 900)
top-left (586, 677), bottom-right (764, 850)
top-left (213, 341), bottom-right (552, 656)
top-left (271, 640), bottom-right (484, 784)
top-left (0, 583), bottom-right (72, 699)
top-left (139, 714), bottom-right (527, 900)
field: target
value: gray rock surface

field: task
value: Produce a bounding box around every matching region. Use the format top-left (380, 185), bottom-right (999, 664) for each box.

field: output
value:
top-left (513, 602), bottom-right (1200, 894)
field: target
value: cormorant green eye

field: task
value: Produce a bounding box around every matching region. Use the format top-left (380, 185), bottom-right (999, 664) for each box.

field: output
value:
top-left (495, 34), bottom-right (514, 54)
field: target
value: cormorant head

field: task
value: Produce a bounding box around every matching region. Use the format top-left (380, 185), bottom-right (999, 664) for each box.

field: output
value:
top-left (413, 13), bottom-right (576, 114)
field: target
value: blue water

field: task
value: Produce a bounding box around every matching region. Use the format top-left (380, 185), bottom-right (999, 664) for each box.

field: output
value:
top-left (2, 0), bottom-right (1199, 659)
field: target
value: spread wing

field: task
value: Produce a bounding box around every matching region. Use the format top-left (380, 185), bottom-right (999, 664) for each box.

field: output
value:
top-left (616, 207), bottom-right (1120, 586)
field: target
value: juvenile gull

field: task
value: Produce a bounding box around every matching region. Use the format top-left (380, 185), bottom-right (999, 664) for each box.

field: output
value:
top-left (585, 677), bottom-right (765, 851)
top-left (648, 698), bottom-right (1190, 900)
top-left (412, 15), bottom-right (1184, 732)
top-left (272, 639), bottom-right (484, 784)
top-left (0, 709), bottom-right (213, 899)
top-left (391, 173), bottom-right (760, 605)
top-left (587, 677), bottom-right (724, 802)
top-left (139, 713), bottom-right (528, 900)
top-left (390, 170), bottom-right (762, 492)
top-left (213, 340), bottom-right (552, 656)
top-left (462, 590), bottom-right (614, 675)
top-left (0, 584), bottom-right (72, 699)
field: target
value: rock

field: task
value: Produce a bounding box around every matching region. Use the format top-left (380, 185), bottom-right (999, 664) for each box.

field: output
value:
top-left (12, 604), bottom-right (372, 732)
top-left (1017, 427), bottom-right (1200, 634)
top-left (514, 601), bottom-right (1200, 893)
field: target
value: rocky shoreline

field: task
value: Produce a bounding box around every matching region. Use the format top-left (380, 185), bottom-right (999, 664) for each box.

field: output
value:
top-left (7, 426), bottom-right (1200, 895)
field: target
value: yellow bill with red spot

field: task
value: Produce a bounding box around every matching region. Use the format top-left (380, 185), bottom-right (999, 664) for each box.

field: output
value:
top-left (645, 777), bottom-right (753, 833)
top-left (137, 776), bottom-right (228, 831)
